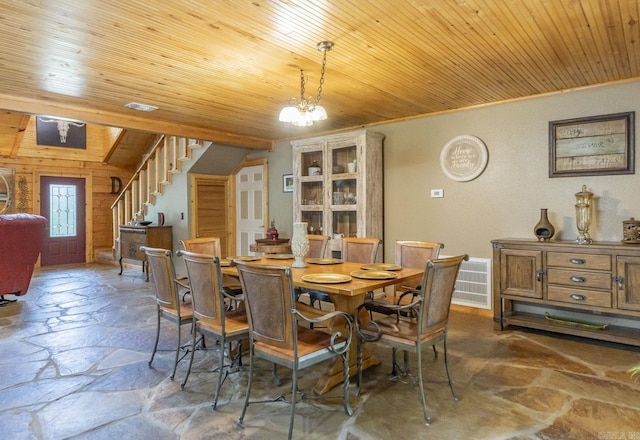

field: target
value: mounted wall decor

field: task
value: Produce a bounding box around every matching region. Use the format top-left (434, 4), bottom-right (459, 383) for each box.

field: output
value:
top-left (549, 112), bottom-right (634, 177)
top-left (440, 135), bottom-right (489, 182)
top-left (36, 116), bottom-right (87, 149)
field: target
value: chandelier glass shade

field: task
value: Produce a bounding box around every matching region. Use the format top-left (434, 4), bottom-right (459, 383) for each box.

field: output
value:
top-left (279, 41), bottom-right (333, 127)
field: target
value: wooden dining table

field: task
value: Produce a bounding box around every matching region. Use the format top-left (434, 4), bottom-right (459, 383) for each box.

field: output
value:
top-left (221, 256), bottom-right (424, 394)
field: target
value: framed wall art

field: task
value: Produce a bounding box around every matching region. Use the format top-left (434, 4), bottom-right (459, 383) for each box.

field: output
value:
top-left (36, 116), bottom-right (87, 149)
top-left (282, 174), bottom-right (293, 193)
top-left (549, 112), bottom-right (634, 177)
top-left (440, 135), bottom-right (489, 182)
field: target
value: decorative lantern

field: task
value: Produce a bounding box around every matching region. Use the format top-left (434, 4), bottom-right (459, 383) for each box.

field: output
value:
top-left (575, 185), bottom-right (593, 244)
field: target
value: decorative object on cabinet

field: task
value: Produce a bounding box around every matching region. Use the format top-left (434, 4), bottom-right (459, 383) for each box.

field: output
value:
top-left (549, 112), bottom-right (635, 177)
top-left (283, 174), bottom-right (293, 193)
top-left (533, 208), bottom-right (555, 241)
top-left (267, 219), bottom-right (279, 239)
top-left (17, 176), bottom-right (28, 212)
top-left (622, 218), bottom-right (640, 244)
top-left (118, 225), bottom-right (172, 281)
top-left (291, 222), bottom-right (309, 268)
top-left (440, 135), bottom-right (488, 182)
top-left (291, 129), bottom-right (384, 259)
top-left (0, 168), bottom-right (15, 214)
top-left (575, 185), bottom-right (594, 244)
top-left (492, 238), bottom-right (640, 347)
top-left (278, 41), bottom-right (333, 127)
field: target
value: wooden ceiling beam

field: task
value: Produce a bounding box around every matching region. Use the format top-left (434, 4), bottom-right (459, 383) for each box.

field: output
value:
top-left (0, 94), bottom-right (273, 151)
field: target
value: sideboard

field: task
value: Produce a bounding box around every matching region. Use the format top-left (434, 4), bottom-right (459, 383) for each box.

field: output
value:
top-left (118, 225), bottom-right (172, 280)
top-left (492, 238), bottom-right (640, 346)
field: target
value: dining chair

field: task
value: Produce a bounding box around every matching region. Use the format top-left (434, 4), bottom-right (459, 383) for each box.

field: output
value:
top-left (177, 250), bottom-right (249, 408)
top-left (295, 234), bottom-right (329, 305)
top-left (180, 236), bottom-right (243, 298)
top-left (141, 246), bottom-right (194, 380)
top-left (309, 237), bottom-right (381, 309)
top-left (235, 261), bottom-right (354, 440)
top-left (355, 254), bottom-right (468, 426)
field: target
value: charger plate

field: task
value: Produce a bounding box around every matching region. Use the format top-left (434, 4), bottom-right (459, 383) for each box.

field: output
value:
top-left (219, 259), bottom-right (232, 267)
top-left (301, 273), bottom-right (352, 284)
top-left (361, 263), bottom-right (402, 271)
top-left (229, 256), bottom-right (261, 262)
top-left (351, 270), bottom-right (399, 280)
top-left (307, 258), bottom-right (343, 265)
top-left (266, 254), bottom-right (294, 260)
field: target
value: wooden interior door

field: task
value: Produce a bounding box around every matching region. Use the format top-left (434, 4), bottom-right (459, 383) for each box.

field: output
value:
top-left (40, 176), bottom-right (86, 266)
top-left (192, 175), bottom-right (231, 257)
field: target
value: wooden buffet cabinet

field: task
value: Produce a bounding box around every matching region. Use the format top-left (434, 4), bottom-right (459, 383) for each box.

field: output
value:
top-left (291, 129), bottom-right (384, 258)
top-left (492, 238), bottom-right (640, 346)
top-left (118, 225), bottom-right (173, 280)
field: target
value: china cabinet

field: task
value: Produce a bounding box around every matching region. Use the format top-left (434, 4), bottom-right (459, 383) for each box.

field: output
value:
top-left (291, 130), bottom-right (384, 258)
top-left (492, 238), bottom-right (640, 346)
top-left (0, 167), bottom-right (15, 214)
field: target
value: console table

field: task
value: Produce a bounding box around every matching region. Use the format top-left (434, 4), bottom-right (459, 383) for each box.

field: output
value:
top-left (118, 225), bottom-right (172, 280)
top-left (492, 238), bottom-right (640, 346)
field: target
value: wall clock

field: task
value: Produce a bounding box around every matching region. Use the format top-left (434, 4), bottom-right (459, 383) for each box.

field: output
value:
top-left (440, 135), bottom-right (488, 182)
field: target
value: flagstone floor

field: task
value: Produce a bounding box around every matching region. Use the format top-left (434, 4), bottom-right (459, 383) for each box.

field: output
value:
top-left (1, 262), bottom-right (640, 439)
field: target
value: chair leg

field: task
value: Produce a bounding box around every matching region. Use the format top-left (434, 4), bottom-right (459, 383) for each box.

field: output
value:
top-left (288, 365), bottom-right (298, 440)
top-left (171, 318), bottom-right (182, 380)
top-left (403, 350), bottom-right (411, 375)
top-left (341, 350), bottom-right (353, 416)
top-left (416, 346), bottom-right (431, 426)
top-left (272, 363), bottom-right (282, 386)
top-left (443, 329), bottom-right (459, 401)
top-left (432, 344), bottom-right (438, 358)
top-left (213, 335), bottom-right (227, 409)
top-left (181, 321), bottom-right (198, 389)
top-left (356, 338), bottom-right (363, 396)
top-left (238, 344), bottom-right (255, 426)
top-left (149, 308), bottom-right (161, 367)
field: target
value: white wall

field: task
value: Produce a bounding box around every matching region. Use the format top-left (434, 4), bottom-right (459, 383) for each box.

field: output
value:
top-left (269, 80), bottom-right (640, 262)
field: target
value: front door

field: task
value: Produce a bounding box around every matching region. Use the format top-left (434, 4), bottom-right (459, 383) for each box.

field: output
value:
top-left (236, 164), bottom-right (266, 255)
top-left (40, 176), bottom-right (86, 266)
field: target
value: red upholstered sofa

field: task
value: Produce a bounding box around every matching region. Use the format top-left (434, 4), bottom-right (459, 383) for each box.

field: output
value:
top-left (0, 214), bottom-right (47, 305)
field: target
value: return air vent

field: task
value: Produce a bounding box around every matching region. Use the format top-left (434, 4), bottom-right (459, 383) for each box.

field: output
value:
top-left (442, 255), bottom-right (492, 310)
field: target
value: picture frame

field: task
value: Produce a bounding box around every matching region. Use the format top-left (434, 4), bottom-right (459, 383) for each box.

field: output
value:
top-left (549, 111), bottom-right (634, 177)
top-left (36, 115), bottom-right (87, 149)
top-left (282, 174), bottom-right (293, 193)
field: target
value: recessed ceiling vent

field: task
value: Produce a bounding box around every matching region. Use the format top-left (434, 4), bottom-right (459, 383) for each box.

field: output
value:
top-left (125, 102), bottom-right (158, 112)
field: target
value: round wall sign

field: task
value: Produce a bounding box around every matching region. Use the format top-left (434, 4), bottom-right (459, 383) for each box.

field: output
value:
top-left (440, 135), bottom-right (488, 182)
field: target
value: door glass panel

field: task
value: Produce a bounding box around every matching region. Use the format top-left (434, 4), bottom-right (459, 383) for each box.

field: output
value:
top-left (49, 184), bottom-right (77, 237)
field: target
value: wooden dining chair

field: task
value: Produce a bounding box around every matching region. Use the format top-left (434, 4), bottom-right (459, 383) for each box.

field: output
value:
top-left (355, 255), bottom-right (468, 425)
top-left (177, 250), bottom-right (249, 409)
top-left (140, 246), bottom-right (193, 380)
top-left (235, 261), bottom-right (354, 440)
top-left (295, 234), bottom-right (329, 305)
top-left (309, 237), bottom-right (381, 309)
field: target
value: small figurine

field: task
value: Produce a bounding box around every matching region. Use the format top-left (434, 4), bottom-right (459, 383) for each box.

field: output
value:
top-left (267, 219), bottom-right (279, 239)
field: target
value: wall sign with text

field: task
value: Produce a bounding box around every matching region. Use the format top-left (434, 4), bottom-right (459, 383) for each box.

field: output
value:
top-left (440, 135), bottom-right (489, 182)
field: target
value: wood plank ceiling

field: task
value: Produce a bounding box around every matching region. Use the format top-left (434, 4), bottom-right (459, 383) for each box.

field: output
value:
top-left (0, 0), bottom-right (639, 164)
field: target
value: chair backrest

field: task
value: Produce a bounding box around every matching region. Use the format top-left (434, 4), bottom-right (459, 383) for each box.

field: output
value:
top-left (141, 246), bottom-right (180, 310)
top-left (307, 234), bottom-right (330, 258)
top-left (180, 237), bottom-right (222, 258)
top-left (395, 241), bottom-right (444, 290)
top-left (417, 255), bottom-right (468, 334)
top-left (179, 250), bottom-right (225, 325)
top-left (342, 237), bottom-right (381, 263)
top-left (235, 261), bottom-right (296, 351)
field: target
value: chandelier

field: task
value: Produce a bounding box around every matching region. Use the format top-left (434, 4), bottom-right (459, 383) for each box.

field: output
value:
top-left (279, 41), bottom-right (333, 127)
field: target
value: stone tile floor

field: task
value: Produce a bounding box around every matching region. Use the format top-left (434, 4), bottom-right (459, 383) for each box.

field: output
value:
top-left (1, 262), bottom-right (640, 439)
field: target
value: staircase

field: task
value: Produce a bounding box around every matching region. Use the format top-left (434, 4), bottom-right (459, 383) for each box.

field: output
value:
top-left (109, 134), bottom-right (203, 252)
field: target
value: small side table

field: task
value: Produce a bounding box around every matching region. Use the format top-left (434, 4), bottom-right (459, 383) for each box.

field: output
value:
top-left (250, 239), bottom-right (291, 254)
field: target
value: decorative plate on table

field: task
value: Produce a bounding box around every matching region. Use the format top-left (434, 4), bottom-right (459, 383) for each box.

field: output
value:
top-left (301, 273), bottom-right (352, 284)
top-left (229, 256), bottom-right (262, 262)
top-left (307, 258), bottom-right (344, 265)
top-left (266, 254), bottom-right (295, 260)
top-left (350, 270), bottom-right (399, 280)
top-left (219, 259), bottom-right (232, 267)
top-left (360, 263), bottom-right (403, 271)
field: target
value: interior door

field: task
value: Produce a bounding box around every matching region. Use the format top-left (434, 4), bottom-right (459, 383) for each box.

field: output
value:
top-left (236, 164), bottom-right (266, 255)
top-left (40, 176), bottom-right (86, 266)
top-left (193, 175), bottom-right (230, 257)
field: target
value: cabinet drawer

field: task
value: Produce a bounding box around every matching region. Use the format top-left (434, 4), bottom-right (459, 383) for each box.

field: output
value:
top-left (547, 285), bottom-right (612, 308)
top-left (120, 232), bottom-right (147, 245)
top-left (547, 252), bottom-right (611, 271)
top-left (546, 268), bottom-right (612, 290)
top-left (121, 241), bottom-right (145, 261)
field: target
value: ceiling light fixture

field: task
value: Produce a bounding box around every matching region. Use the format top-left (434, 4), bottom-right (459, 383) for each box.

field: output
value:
top-left (125, 102), bottom-right (158, 112)
top-left (279, 41), bottom-right (333, 127)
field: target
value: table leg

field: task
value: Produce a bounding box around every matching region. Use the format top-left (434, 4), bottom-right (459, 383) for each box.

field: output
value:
top-left (312, 294), bottom-right (380, 395)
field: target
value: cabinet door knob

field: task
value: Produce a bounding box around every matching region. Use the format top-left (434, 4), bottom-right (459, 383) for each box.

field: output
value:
top-left (570, 276), bottom-right (586, 283)
top-left (569, 258), bottom-right (586, 265)
top-left (570, 294), bottom-right (587, 301)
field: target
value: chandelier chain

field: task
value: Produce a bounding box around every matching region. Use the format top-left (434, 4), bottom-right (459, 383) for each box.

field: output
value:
top-left (314, 48), bottom-right (328, 106)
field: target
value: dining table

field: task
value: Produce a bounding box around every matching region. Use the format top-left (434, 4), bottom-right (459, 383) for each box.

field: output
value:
top-left (221, 255), bottom-right (424, 395)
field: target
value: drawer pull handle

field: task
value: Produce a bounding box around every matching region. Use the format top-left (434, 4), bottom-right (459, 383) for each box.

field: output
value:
top-left (570, 294), bottom-right (586, 301)
top-left (569, 258), bottom-right (586, 265)
top-left (570, 276), bottom-right (586, 283)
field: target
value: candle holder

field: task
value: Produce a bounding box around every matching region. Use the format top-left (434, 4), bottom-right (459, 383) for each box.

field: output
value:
top-left (575, 185), bottom-right (593, 244)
